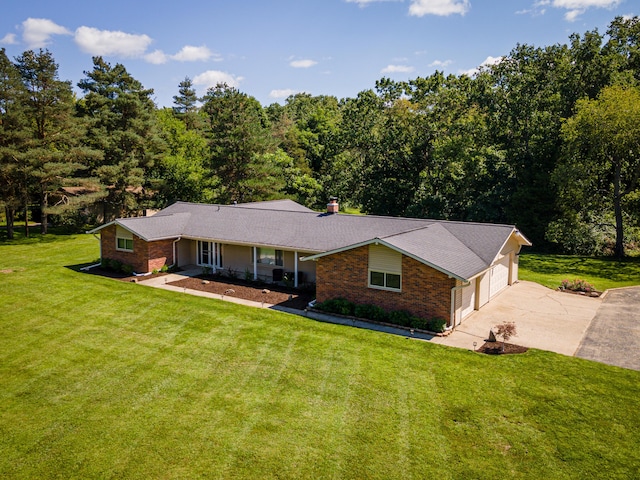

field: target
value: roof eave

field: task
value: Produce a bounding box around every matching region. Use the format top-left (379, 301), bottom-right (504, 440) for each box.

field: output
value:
top-left (301, 237), bottom-right (467, 282)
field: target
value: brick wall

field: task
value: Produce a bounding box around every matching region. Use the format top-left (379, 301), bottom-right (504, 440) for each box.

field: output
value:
top-left (100, 224), bottom-right (175, 273)
top-left (316, 245), bottom-right (455, 321)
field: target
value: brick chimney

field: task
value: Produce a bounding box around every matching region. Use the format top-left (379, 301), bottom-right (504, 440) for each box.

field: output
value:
top-left (327, 196), bottom-right (339, 214)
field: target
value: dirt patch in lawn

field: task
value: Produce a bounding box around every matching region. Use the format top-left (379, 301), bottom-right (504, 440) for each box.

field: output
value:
top-left (168, 276), bottom-right (315, 310)
top-left (478, 342), bottom-right (529, 355)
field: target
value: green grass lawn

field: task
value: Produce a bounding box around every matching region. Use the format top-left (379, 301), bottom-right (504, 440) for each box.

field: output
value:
top-left (1, 234), bottom-right (640, 479)
top-left (519, 253), bottom-right (640, 291)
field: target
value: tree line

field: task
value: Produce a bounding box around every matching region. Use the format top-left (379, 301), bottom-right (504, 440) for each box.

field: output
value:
top-left (1, 16), bottom-right (640, 256)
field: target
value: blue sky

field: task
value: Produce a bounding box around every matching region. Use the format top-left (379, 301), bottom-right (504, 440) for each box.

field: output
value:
top-left (0, 0), bottom-right (635, 107)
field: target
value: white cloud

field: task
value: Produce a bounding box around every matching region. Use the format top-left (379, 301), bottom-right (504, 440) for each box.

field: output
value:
top-left (290, 59), bottom-right (317, 68)
top-left (564, 9), bottom-right (584, 20)
top-left (552, 0), bottom-right (620, 8)
top-left (22, 18), bottom-right (71, 49)
top-left (74, 26), bottom-right (152, 57)
top-left (144, 45), bottom-right (220, 64)
top-left (527, 0), bottom-right (621, 21)
top-left (193, 70), bottom-right (243, 89)
top-left (144, 49), bottom-right (168, 64)
top-left (460, 55), bottom-right (503, 76)
top-left (429, 59), bottom-right (452, 68)
top-left (409, 0), bottom-right (470, 17)
top-left (0, 33), bottom-right (17, 45)
top-left (171, 45), bottom-right (215, 62)
top-left (381, 64), bottom-right (415, 74)
top-left (345, 0), bottom-right (401, 6)
top-left (269, 89), bottom-right (300, 99)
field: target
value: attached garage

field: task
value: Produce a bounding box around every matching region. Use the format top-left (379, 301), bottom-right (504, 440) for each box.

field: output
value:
top-left (461, 279), bottom-right (476, 319)
top-left (489, 255), bottom-right (510, 298)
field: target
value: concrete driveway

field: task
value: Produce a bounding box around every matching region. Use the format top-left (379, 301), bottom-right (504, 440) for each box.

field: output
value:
top-left (431, 281), bottom-right (601, 356)
top-left (575, 287), bottom-right (640, 370)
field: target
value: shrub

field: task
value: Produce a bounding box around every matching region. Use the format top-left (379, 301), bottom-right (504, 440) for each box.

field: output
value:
top-left (101, 257), bottom-right (110, 269)
top-left (494, 321), bottom-right (517, 352)
top-left (202, 266), bottom-right (213, 276)
top-left (316, 298), bottom-right (355, 316)
top-left (244, 268), bottom-right (252, 281)
top-left (409, 316), bottom-right (428, 330)
top-left (354, 304), bottom-right (388, 322)
top-left (560, 278), bottom-right (596, 293)
top-left (121, 263), bottom-right (134, 275)
top-left (152, 268), bottom-right (159, 274)
top-left (110, 259), bottom-right (122, 272)
top-left (426, 317), bottom-right (447, 333)
top-left (388, 310), bottom-right (413, 327)
top-left (160, 264), bottom-right (169, 273)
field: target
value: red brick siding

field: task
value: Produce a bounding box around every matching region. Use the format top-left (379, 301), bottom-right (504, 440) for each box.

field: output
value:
top-left (316, 245), bottom-right (455, 320)
top-left (100, 225), bottom-right (175, 273)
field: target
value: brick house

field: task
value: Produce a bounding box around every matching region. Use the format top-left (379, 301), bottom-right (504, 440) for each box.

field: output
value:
top-left (89, 198), bottom-right (531, 328)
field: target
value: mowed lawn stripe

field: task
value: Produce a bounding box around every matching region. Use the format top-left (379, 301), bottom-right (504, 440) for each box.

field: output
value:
top-left (1, 233), bottom-right (640, 478)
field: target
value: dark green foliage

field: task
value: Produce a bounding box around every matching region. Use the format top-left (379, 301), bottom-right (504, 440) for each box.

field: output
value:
top-left (387, 309), bottom-right (413, 327)
top-left (354, 303), bottom-right (389, 322)
top-left (315, 298), bottom-right (355, 316)
top-left (409, 316), bottom-right (428, 330)
top-left (77, 56), bottom-right (164, 219)
top-left (426, 317), bottom-right (447, 333)
top-left (121, 263), bottom-right (134, 275)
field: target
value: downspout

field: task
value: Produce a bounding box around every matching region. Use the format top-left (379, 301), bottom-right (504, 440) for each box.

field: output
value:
top-left (93, 232), bottom-right (102, 262)
top-left (294, 251), bottom-right (299, 288)
top-left (80, 232), bottom-right (103, 271)
top-left (169, 237), bottom-right (181, 269)
top-left (449, 281), bottom-right (471, 330)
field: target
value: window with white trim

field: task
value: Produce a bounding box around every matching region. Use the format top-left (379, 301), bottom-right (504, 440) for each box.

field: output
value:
top-left (254, 248), bottom-right (283, 266)
top-left (368, 244), bottom-right (402, 291)
top-left (115, 226), bottom-right (133, 252)
top-left (197, 241), bottom-right (222, 268)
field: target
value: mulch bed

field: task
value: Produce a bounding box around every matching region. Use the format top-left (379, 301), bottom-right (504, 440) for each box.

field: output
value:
top-left (477, 342), bottom-right (529, 355)
top-left (168, 275), bottom-right (315, 310)
top-left (85, 268), bottom-right (314, 309)
top-left (557, 288), bottom-right (602, 298)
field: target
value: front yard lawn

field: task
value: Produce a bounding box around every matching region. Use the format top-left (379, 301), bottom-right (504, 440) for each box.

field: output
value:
top-left (1, 234), bottom-right (640, 478)
top-left (519, 253), bottom-right (640, 292)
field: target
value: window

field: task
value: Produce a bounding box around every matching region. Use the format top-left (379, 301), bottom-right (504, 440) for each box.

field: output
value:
top-left (116, 237), bottom-right (133, 252)
top-left (115, 226), bottom-right (134, 252)
top-left (368, 244), bottom-right (401, 291)
top-left (197, 241), bottom-right (222, 267)
top-left (256, 248), bottom-right (283, 266)
top-left (369, 271), bottom-right (401, 291)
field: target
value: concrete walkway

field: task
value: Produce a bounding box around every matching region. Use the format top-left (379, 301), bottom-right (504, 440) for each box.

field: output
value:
top-left (575, 287), bottom-right (640, 370)
top-left (431, 281), bottom-right (601, 356)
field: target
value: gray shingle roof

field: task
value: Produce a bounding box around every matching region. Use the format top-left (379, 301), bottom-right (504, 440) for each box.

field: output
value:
top-left (91, 201), bottom-right (529, 280)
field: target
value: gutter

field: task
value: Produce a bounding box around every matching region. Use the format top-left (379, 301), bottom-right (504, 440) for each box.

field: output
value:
top-left (449, 281), bottom-right (471, 329)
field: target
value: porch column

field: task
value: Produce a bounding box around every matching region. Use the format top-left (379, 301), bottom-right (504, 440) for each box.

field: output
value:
top-left (253, 246), bottom-right (258, 280)
top-left (294, 251), bottom-right (299, 288)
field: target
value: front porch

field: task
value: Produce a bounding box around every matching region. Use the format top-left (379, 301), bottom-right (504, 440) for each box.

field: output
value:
top-left (176, 238), bottom-right (317, 289)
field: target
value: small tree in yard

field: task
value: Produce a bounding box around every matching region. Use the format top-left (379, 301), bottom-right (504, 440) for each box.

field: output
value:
top-left (494, 322), bottom-right (517, 352)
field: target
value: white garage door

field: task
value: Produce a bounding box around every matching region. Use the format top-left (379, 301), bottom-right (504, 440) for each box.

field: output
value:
top-left (490, 256), bottom-right (510, 298)
top-left (461, 279), bottom-right (476, 319)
